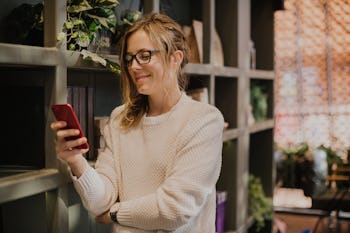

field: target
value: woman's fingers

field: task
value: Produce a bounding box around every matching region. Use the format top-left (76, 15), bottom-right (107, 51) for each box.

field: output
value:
top-left (50, 121), bottom-right (67, 131)
top-left (51, 120), bottom-right (89, 155)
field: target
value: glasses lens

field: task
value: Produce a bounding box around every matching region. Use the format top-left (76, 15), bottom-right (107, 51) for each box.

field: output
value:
top-left (136, 51), bottom-right (151, 64)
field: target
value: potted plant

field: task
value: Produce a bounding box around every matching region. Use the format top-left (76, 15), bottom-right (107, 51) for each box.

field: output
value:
top-left (57, 0), bottom-right (119, 52)
top-left (248, 174), bottom-right (273, 232)
top-left (57, 0), bottom-right (142, 76)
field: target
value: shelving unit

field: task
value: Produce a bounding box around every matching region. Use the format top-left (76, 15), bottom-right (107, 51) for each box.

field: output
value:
top-left (0, 0), bottom-right (275, 232)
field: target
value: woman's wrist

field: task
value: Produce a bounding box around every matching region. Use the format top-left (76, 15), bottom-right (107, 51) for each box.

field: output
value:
top-left (110, 203), bottom-right (120, 224)
top-left (67, 154), bottom-right (87, 177)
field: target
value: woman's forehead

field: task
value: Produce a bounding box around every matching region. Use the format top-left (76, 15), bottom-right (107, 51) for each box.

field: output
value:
top-left (127, 30), bottom-right (155, 52)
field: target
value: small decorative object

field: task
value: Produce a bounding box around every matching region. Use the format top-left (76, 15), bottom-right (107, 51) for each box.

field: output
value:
top-left (249, 39), bottom-right (256, 70)
top-left (183, 20), bottom-right (224, 66)
top-left (247, 104), bottom-right (255, 125)
top-left (216, 191), bottom-right (227, 233)
top-left (250, 82), bottom-right (268, 122)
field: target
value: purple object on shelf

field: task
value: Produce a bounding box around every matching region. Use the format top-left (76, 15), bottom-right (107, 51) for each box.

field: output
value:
top-left (216, 191), bottom-right (227, 233)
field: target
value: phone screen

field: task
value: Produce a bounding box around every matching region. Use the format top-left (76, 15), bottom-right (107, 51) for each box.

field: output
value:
top-left (51, 104), bottom-right (89, 149)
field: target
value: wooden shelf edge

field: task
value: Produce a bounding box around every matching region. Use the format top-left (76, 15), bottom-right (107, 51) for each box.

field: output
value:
top-left (248, 69), bottom-right (275, 80)
top-left (248, 119), bottom-right (274, 134)
top-left (0, 43), bottom-right (61, 66)
top-left (213, 66), bottom-right (242, 77)
top-left (185, 63), bottom-right (242, 77)
top-left (0, 168), bottom-right (65, 204)
top-left (223, 128), bottom-right (241, 141)
top-left (65, 50), bottom-right (119, 70)
top-left (184, 63), bottom-right (213, 75)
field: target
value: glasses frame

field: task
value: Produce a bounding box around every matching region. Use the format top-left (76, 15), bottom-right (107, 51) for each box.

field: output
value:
top-left (124, 50), bottom-right (160, 67)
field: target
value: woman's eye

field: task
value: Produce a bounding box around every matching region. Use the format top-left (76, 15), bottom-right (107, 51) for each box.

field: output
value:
top-left (139, 53), bottom-right (150, 60)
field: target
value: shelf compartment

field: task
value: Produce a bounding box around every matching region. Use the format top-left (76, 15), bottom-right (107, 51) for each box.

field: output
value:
top-left (187, 74), bottom-right (211, 94)
top-left (249, 128), bottom-right (274, 197)
top-left (215, 76), bottom-right (238, 130)
top-left (216, 0), bottom-right (239, 67)
top-left (1, 192), bottom-right (47, 233)
top-left (0, 68), bottom-right (52, 173)
top-left (250, 79), bottom-right (274, 123)
top-left (217, 139), bottom-right (238, 232)
top-left (251, 0), bottom-right (275, 70)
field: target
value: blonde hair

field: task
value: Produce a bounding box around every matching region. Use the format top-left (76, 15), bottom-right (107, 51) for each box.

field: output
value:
top-left (117, 13), bottom-right (189, 129)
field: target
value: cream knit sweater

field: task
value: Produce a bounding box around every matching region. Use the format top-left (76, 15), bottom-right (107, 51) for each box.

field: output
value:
top-left (71, 94), bottom-right (224, 233)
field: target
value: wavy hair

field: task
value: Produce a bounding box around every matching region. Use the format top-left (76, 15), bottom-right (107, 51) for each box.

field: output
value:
top-left (117, 13), bottom-right (189, 130)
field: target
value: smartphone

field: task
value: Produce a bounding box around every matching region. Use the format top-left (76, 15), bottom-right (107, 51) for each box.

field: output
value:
top-left (51, 104), bottom-right (89, 149)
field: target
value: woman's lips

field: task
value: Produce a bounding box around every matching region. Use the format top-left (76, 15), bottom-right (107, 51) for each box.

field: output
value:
top-left (135, 75), bottom-right (149, 83)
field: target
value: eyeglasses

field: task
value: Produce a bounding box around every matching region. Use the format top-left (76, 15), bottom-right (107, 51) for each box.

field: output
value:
top-left (124, 50), bottom-right (160, 66)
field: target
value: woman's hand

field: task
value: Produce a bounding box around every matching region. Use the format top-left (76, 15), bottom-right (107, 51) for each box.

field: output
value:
top-left (51, 120), bottom-right (89, 176)
top-left (95, 211), bottom-right (113, 224)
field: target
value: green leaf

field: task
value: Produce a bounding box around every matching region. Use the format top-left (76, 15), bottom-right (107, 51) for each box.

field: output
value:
top-left (77, 31), bottom-right (91, 47)
top-left (87, 13), bottom-right (116, 33)
top-left (71, 31), bottom-right (79, 39)
top-left (57, 32), bottom-right (66, 41)
top-left (67, 0), bottom-right (93, 13)
top-left (81, 49), bottom-right (107, 66)
top-left (94, 0), bottom-right (119, 8)
top-left (88, 22), bottom-right (99, 32)
top-left (68, 43), bottom-right (76, 51)
top-left (248, 174), bottom-right (273, 232)
top-left (72, 19), bottom-right (85, 26)
top-left (95, 0), bottom-right (119, 8)
top-left (65, 21), bottom-right (74, 29)
top-left (106, 59), bottom-right (121, 76)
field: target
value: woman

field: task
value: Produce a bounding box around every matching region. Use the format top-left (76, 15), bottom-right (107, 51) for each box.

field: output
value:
top-left (51, 13), bottom-right (224, 233)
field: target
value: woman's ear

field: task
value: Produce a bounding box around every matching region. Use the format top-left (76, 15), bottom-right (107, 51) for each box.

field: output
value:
top-left (171, 50), bottom-right (184, 66)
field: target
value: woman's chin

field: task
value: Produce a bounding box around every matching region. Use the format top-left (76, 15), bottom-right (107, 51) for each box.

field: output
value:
top-left (137, 87), bottom-right (150, 95)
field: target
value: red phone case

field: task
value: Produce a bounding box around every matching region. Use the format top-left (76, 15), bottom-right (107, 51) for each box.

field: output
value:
top-left (51, 104), bottom-right (89, 149)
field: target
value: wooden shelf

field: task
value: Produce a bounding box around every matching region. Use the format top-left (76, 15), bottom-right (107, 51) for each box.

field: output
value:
top-left (0, 168), bottom-right (64, 204)
top-left (0, 43), bottom-right (61, 66)
top-left (0, 0), bottom-right (275, 233)
top-left (248, 69), bottom-right (275, 80)
top-left (248, 119), bottom-right (275, 134)
top-left (185, 63), bottom-right (242, 77)
top-left (223, 128), bottom-right (241, 141)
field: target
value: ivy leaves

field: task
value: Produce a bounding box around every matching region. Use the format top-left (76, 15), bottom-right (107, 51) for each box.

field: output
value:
top-left (60, 0), bottom-right (119, 51)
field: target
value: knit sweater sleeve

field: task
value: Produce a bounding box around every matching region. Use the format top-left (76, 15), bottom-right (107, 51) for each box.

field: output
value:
top-left (116, 105), bottom-right (224, 231)
top-left (71, 108), bottom-right (121, 216)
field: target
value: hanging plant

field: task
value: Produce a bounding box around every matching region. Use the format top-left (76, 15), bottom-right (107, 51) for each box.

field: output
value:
top-left (57, 0), bottom-right (142, 77)
top-left (58, 0), bottom-right (119, 51)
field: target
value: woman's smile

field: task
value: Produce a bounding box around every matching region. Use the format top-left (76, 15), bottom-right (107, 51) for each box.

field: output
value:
top-left (135, 74), bottom-right (150, 83)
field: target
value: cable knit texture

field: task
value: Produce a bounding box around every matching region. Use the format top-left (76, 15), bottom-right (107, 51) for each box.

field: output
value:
top-left (72, 94), bottom-right (225, 233)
